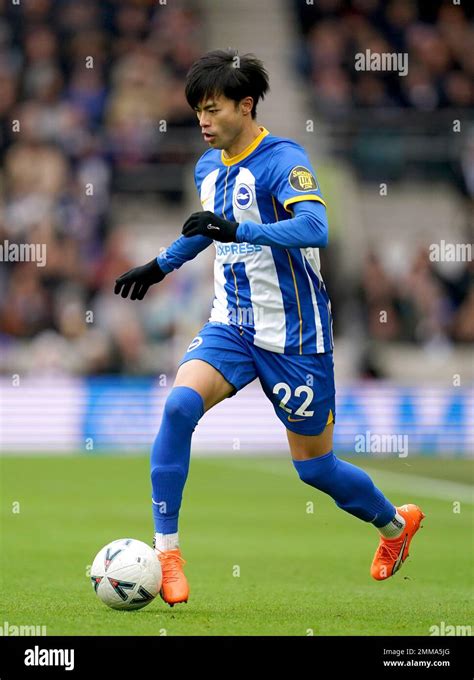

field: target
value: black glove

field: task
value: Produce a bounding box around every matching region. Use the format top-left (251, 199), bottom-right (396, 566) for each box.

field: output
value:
top-left (114, 258), bottom-right (166, 300)
top-left (182, 211), bottom-right (239, 243)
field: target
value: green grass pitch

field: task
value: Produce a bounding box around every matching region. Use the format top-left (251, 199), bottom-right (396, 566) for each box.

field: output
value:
top-left (0, 454), bottom-right (472, 636)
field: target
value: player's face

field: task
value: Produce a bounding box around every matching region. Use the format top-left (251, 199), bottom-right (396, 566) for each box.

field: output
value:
top-left (195, 94), bottom-right (244, 150)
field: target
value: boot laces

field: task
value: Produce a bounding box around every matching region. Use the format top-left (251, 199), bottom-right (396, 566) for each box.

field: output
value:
top-left (157, 550), bottom-right (186, 583)
top-left (377, 536), bottom-right (405, 562)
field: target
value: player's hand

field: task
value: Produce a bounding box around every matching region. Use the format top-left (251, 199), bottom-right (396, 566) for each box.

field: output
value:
top-left (114, 258), bottom-right (166, 300)
top-left (182, 211), bottom-right (239, 243)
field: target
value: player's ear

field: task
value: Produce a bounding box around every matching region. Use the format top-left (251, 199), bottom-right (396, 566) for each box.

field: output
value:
top-left (239, 96), bottom-right (254, 117)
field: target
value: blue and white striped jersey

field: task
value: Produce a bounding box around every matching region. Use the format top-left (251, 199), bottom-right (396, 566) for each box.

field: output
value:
top-left (158, 126), bottom-right (334, 355)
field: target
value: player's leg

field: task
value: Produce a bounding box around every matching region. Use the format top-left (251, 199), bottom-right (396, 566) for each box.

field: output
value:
top-left (152, 357), bottom-right (234, 547)
top-left (287, 421), bottom-right (335, 460)
top-left (288, 417), bottom-right (399, 527)
top-left (286, 424), bottom-right (425, 577)
top-left (257, 348), bottom-right (425, 580)
top-left (173, 358), bottom-right (235, 411)
top-left (151, 322), bottom-right (257, 605)
top-left (151, 359), bottom-right (234, 605)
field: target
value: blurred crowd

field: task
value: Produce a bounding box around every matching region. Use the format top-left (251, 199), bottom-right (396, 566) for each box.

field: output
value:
top-left (357, 249), bottom-right (474, 346)
top-left (294, 0), bottom-right (473, 350)
top-left (0, 0), bottom-right (205, 374)
top-left (294, 0), bottom-right (473, 113)
top-left (294, 0), bottom-right (474, 193)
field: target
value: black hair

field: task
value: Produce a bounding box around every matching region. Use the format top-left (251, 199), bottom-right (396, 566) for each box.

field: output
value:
top-left (184, 49), bottom-right (270, 119)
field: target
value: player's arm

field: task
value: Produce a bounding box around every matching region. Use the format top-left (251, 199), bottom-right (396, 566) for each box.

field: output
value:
top-left (236, 199), bottom-right (328, 248)
top-left (114, 234), bottom-right (212, 301)
top-left (181, 201), bottom-right (327, 248)
top-left (157, 233), bottom-right (213, 273)
top-left (236, 143), bottom-right (329, 247)
top-left (181, 144), bottom-right (329, 248)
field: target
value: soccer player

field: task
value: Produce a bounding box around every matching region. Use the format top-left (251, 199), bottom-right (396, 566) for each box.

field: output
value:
top-left (114, 49), bottom-right (425, 607)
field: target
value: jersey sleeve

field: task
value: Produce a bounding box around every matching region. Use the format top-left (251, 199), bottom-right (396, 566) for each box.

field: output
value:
top-left (267, 143), bottom-right (326, 214)
top-left (157, 234), bottom-right (212, 273)
top-left (236, 199), bottom-right (328, 248)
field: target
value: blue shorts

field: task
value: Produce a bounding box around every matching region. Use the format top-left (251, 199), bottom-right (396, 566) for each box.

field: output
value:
top-left (178, 321), bottom-right (335, 436)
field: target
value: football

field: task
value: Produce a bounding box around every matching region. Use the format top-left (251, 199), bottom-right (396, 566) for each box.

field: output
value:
top-left (90, 538), bottom-right (162, 611)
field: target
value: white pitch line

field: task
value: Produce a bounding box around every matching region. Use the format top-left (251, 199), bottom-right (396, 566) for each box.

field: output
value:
top-left (364, 468), bottom-right (474, 504)
top-left (218, 458), bottom-right (474, 504)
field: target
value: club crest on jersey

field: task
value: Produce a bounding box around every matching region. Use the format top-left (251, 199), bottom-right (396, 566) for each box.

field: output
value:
top-left (187, 336), bottom-right (203, 352)
top-left (233, 183), bottom-right (253, 210)
top-left (288, 166), bottom-right (318, 192)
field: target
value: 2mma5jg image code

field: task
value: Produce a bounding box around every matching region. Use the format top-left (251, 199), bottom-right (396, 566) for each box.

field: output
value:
top-left (383, 648), bottom-right (453, 670)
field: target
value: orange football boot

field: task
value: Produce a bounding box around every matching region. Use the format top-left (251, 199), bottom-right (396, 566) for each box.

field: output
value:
top-left (371, 504), bottom-right (425, 581)
top-left (156, 548), bottom-right (189, 606)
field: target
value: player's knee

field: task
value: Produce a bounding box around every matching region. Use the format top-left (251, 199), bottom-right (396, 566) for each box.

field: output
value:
top-left (163, 392), bottom-right (189, 421)
top-left (295, 465), bottom-right (318, 486)
top-left (292, 452), bottom-right (338, 489)
top-left (163, 386), bottom-right (204, 427)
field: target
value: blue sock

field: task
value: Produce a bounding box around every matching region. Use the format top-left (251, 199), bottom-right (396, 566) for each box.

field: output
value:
top-left (150, 386), bottom-right (204, 534)
top-left (292, 451), bottom-right (395, 526)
